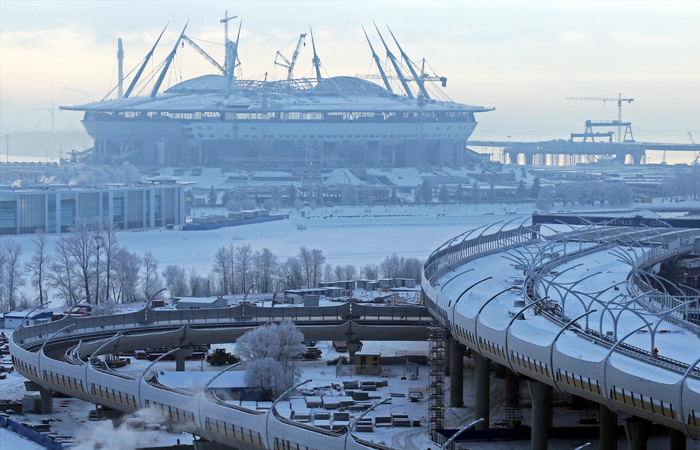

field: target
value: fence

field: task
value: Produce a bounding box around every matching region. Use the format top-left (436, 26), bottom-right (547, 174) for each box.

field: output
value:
top-left (0, 415), bottom-right (64, 450)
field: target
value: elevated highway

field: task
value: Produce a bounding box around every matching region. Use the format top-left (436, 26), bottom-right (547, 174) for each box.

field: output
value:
top-left (9, 303), bottom-right (430, 450)
top-left (422, 219), bottom-right (700, 448)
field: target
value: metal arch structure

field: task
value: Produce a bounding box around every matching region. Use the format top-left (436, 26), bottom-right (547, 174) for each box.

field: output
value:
top-left (504, 298), bottom-right (548, 373)
top-left (601, 325), bottom-right (648, 414)
top-left (679, 356), bottom-right (700, 439)
top-left (549, 310), bottom-right (597, 395)
top-left (473, 288), bottom-right (517, 358)
top-left (451, 277), bottom-right (492, 335)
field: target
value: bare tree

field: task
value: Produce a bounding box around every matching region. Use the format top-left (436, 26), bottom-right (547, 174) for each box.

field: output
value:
top-left (104, 225), bottom-right (119, 303)
top-left (91, 223), bottom-right (105, 304)
top-left (281, 257), bottom-right (303, 289)
top-left (341, 264), bottom-right (357, 281)
top-left (212, 246), bottom-right (233, 295)
top-left (49, 236), bottom-right (78, 306)
top-left (254, 248), bottom-right (278, 294)
top-left (28, 230), bottom-right (51, 306)
top-left (142, 252), bottom-right (162, 301)
top-left (112, 248), bottom-right (141, 303)
top-left (162, 265), bottom-right (188, 297)
top-left (4, 240), bottom-right (24, 311)
top-left (65, 220), bottom-right (96, 303)
top-left (298, 246), bottom-right (313, 288)
top-left (235, 243), bottom-right (254, 294)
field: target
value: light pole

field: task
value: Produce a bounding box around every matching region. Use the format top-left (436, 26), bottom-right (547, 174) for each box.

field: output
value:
top-left (344, 397), bottom-right (391, 450)
top-left (440, 417), bottom-right (485, 450)
top-left (266, 379), bottom-right (312, 449)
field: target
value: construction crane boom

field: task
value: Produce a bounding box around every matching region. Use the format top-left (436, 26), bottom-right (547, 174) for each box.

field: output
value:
top-left (182, 36), bottom-right (225, 74)
top-left (566, 93), bottom-right (634, 142)
top-left (275, 34), bottom-right (306, 80)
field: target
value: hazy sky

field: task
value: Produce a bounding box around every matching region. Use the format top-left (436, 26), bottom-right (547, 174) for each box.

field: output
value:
top-left (1, 0), bottom-right (699, 148)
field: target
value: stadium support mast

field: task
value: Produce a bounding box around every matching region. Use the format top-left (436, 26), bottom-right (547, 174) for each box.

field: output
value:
top-left (387, 25), bottom-right (430, 99)
top-left (225, 21), bottom-right (242, 98)
top-left (374, 23), bottom-right (413, 99)
top-left (150, 23), bottom-right (188, 98)
top-left (117, 39), bottom-right (124, 99)
top-left (362, 26), bottom-right (392, 93)
top-left (124, 25), bottom-right (167, 98)
top-left (310, 28), bottom-right (322, 83)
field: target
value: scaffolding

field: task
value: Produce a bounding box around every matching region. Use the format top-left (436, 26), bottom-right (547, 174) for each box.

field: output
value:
top-left (428, 323), bottom-right (447, 432)
top-left (505, 369), bottom-right (524, 428)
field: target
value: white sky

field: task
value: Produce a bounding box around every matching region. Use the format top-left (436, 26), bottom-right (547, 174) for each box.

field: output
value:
top-left (1, 0), bottom-right (699, 145)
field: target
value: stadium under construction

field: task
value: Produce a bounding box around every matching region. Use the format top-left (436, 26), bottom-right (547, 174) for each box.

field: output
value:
top-left (60, 18), bottom-right (493, 169)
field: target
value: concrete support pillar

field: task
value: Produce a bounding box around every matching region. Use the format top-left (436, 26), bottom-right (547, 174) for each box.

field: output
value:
top-left (24, 381), bottom-right (53, 414)
top-left (623, 416), bottom-right (650, 450)
top-left (527, 380), bottom-right (552, 450)
top-left (670, 428), bottom-right (686, 450)
top-left (449, 338), bottom-right (464, 407)
top-left (599, 404), bottom-right (618, 450)
top-left (346, 340), bottom-right (362, 360)
top-left (39, 388), bottom-right (53, 414)
top-left (175, 348), bottom-right (194, 372)
top-left (473, 352), bottom-right (490, 430)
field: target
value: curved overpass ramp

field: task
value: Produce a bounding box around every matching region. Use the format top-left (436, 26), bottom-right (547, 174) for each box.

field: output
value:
top-left (9, 303), bottom-right (430, 450)
top-left (422, 220), bottom-right (700, 446)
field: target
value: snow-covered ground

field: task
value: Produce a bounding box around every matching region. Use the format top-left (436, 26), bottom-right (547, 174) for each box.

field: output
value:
top-left (5, 201), bottom-right (700, 449)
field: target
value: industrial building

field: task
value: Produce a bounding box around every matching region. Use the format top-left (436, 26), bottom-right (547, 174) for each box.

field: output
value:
top-left (0, 183), bottom-right (185, 235)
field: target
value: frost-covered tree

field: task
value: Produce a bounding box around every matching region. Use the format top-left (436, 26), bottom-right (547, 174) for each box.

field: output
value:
top-left (470, 181), bottom-right (480, 204)
top-left (236, 321), bottom-right (305, 399)
top-left (207, 186), bottom-right (217, 206)
top-left (163, 265), bottom-right (188, 297)
top-left (438, 184), bottom-right (449, 204)
top-left (380, 253), bottom-right (402, 279)
top-left (418, 180), bottom-right (433, 204)
top-left (361, 264), bottom-right (379, 280)
top-left (142, 252), bottom-right (162, 301)
top-left (536, 186), bottom-right (555, 210)
top-left (454, 183), bottom-right (464, 204)
top-left (531, 176), bottom-right (541, 199)
top-left (112, 248), bottom-right (141, 303)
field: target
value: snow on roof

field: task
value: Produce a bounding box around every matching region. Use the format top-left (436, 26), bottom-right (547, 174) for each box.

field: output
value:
top-left (322, 169), bottom-right (363, 185)
top-left (3, 309), bottom-right (53, 319)
top-left (175, 296), bottom-right (224, 304)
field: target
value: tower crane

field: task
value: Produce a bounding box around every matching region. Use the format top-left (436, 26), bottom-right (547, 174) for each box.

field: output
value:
top-left (566, 93), bottom-right (634, 142)
top-left (689, 132), bottom-right (699, 165)
top-left (274, 33), bottom-right (306, 80)
top-left (31, 102), bottom-right (57, 132)
top-left (181, 36), bottom-right (225, 75)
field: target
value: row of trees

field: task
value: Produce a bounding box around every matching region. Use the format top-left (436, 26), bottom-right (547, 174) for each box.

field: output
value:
top-left (1, 223), bottom-right (422, 312)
